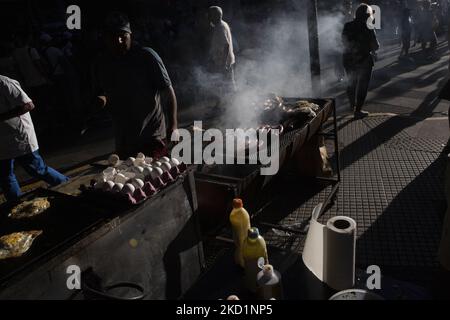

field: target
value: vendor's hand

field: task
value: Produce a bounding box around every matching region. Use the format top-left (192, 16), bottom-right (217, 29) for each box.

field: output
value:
top-left (371, 52), bottom-right (378, 61)
top-left (168, 127), bottom-right (180, 144)
top-left (95, 96), bottom-right (107, 109)
top-left (224, 64), bottom-right (231, 73)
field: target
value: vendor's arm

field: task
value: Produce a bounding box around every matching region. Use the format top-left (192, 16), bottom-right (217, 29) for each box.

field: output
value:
top-left (0, 77), bottom-right (34, 121)
top-left (222, 43), bottom-right (230, 70)
top-left (0, 101), bottom-right (35, 121)
top-left (163, 85), bottom-right (178, 137)
top-left (369, 29), bottom-right (380, 52)
top-left (90, 61), bottom-right (108, 111)
top-left (145, 48), bottom-right (178, 138)
top-left (222, 24), bottom-right (233, 71)
top-left (93, 95), bottom-right (107, 109)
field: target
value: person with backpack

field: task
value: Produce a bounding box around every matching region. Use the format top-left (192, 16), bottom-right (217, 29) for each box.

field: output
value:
top-left (342, 3), bottom-right (380, 118)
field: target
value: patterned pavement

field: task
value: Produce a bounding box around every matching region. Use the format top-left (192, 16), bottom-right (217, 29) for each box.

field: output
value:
top-left (205, 114), bottom-right (448, 293)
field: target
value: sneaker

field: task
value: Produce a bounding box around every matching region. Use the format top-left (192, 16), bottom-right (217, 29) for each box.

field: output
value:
top-left (354, 110), bottom-right (369, 119)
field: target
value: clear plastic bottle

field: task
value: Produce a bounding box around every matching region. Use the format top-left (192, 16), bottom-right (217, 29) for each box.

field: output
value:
top-left (229, 198), bottom-right (251, 267)
top-left (242, 227), bottom-right (268, 292)
top-left (256, 264), bottom-right (283, 300)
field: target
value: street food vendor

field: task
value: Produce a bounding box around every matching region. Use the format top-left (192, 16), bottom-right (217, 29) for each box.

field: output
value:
top-left (91, 12), bottom-right (179, 158)
top-left (0, 75), bottom-right (68, 201)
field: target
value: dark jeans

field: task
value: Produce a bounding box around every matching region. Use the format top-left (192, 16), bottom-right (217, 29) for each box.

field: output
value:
top-left (401, 33), bottom-right (411, 55)
top-left (344, 64), bottom-right (373, 112)
top-left (422, 31), bottom-right (438, 52)
top-left (0, 150), bottom-right (68, 201)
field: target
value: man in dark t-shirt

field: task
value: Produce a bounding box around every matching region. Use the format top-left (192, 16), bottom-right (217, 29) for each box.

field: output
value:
top-left (342, 3), bottom-right (380, 118)
top-left (91, 12), bottom-right (178, 158)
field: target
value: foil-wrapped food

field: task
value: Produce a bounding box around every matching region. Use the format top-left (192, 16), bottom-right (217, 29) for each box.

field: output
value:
top-left (257, 124), bottom-right (284, 135)
top-left (259, 95), bottom-right (320, 131)
top-left (262, 94), bottom-right (319, 114)
top-left (9, 197), bottom-right (51, 219)
top-left (262, 93), bottom-right (284, 111)
top-left (282, 100), bottom-right (319, 116)
top-left (0, 230), bottom-right (43, 260)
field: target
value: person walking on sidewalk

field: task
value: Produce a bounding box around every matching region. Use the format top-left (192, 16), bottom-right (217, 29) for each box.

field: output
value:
top-left (399, 8), bottom-right (412, 58)
top-left (419, 0), bottom-right (438, 56)
top-left (0, 75), bottom-right (68, 202)
top-left (342, 3), bottom-right (380, 118)
top-left (207, 6), bottom-right (236, 110)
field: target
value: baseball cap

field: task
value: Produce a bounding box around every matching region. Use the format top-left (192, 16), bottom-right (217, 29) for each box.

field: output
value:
top-left (103, 11), bottom-right (132, 34)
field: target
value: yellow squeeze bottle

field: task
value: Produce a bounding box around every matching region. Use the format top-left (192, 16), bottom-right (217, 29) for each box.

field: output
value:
top-left (229, 198), bottom-right (251, 267)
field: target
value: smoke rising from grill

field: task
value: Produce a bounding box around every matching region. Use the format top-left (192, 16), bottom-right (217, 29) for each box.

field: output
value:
top-left (190, 3), bottom-right (345, 129)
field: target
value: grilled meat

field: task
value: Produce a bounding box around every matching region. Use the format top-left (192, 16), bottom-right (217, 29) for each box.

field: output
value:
top-left (258, 95), bottom-right (320, 130)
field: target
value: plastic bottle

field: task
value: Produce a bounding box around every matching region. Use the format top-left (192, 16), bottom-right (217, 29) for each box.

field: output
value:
top-left (242, 227), bottom-right (268, 292)
top-left (229, 198), bottom-right (251, 267)
top-left (256, 264), bottom-right (283, 300)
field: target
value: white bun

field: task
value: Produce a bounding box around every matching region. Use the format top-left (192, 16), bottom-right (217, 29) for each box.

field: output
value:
top-left (160, 162), bottom-right (171, 172)
top-left (136, 152), bottom-right (145, 160)
top-left (108, 154), bottom-right (120, 166)
top-left (170, 158), bottom-right (180, 166)
top-left (125, 157), bottom-right (136, 166)
top-left (160, 156), bottom-right (170, 163)
top-left (112, 183), bottom-right (124, 192)
top-left (122, 183), bottom-right (136, 195)
top-left (114, 173), bottom-right (128, 184)
top-left (143, 167), bottom-right (153, 178)
top-left (153, 161), bottom-right (162, 168)
top-left (151, 167), bottom-right (164, 179)
top-left (131, 178), bottom-right (144, 189)
top-left (103, 180), bottom-right (115, 191)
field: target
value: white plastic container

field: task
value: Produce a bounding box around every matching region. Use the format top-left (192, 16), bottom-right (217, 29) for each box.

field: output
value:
top-left (256, 265), bottom-right (283, 300)
top-left (329, 289), bottom-right (383, 300)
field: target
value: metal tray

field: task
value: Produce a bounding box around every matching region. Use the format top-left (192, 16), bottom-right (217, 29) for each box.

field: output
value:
top-left (0, 188), bottom-right (109, 285)
top-left (193, 98), bottom-right (334, 234)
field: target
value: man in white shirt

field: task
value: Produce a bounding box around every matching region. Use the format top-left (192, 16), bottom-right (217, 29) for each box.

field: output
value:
top-left (208, 6), bottom-right (236, 106)
top-left (0, 75), bottom-right (68, 201)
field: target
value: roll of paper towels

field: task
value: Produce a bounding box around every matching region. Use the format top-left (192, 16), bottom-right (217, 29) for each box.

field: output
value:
top-left (302, 203), bottom-right (357, 291)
